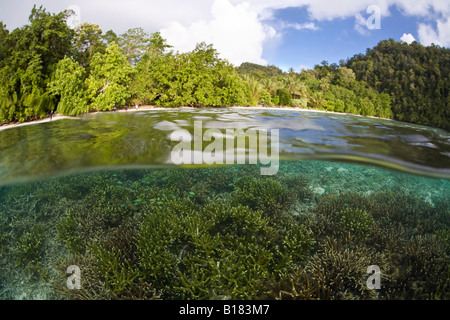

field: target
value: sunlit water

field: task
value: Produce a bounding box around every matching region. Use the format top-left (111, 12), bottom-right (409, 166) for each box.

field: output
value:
top-left (0, 108), bottom-right (449, 300)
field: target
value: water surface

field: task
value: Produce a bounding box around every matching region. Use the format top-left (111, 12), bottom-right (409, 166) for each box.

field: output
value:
top-left (0, 108), bottom-right (449, 185)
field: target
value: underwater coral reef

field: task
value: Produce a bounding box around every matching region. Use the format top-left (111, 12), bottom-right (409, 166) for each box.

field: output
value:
top-left (0, 161), bottom-right (448, 300)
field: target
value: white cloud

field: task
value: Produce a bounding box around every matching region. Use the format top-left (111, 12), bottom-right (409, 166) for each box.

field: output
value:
top-left (393, 0), bottom-right (450, 18)
top-left (400, 33), bottom-right (416, 44)
top-left (303, 0), bottom-right (390, 21)
top-left (271, 20), bottom-right (318, 32)
top-left (418, 18), bottom-right (450, 47)
top-left (246, 0), bottom-right (450, 21)
top-left (0, 0), bottom-right (214, 34)
top-left (244, 0), bottom-right (391, 21)
top-left (161, 0), bottom-right (274, 66)
top-left (245, 0), bottom-right (450, 44)
top-left (298, 64), bottom-right (311, 71)
top-left (354, 12), bottom-right (370, 35)
top-left (1, 0), bottom-right (449, 68)
top-left (290, 22), bottom-right (318, 31)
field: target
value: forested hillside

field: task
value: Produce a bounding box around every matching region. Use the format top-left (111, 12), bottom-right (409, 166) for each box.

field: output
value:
top-left (236, 60), bottom-right (394, 119)
top-left (346, 39), bottom-right (450, 131)
top-left (0, 6), bottom-right (448, 131)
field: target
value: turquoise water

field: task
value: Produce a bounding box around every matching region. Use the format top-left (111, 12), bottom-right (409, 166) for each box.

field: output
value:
top-left (0, 108), bottom-right (449, 300)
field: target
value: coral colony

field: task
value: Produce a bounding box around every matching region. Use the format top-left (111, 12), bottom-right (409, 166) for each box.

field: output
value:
top-left (0, 162), bottom-right (448, 300)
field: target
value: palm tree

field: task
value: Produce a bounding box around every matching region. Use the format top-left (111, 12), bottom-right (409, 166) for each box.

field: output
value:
top-left (292, 81), bottom-right (308, 99)
top-left (243, 75), bottom-right (263, 102)
top-left (320, 77), bottom-right (330, 92)
top-left (310, 91), bottom-right (326, 109)
top-left (261, 78), bottom-right (276, 95)
top-left (288, 67), bottom-right (296, 78)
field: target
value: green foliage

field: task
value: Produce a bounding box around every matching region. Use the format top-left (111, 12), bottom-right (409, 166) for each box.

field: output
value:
top-left (259, 90), bottom-right (273, 105)
top-left (237, 62), bottom-right (283, 78)
top-left (275, 88), bottom-right (293, 106)
top-left (309, 91), bottom-right (326, 110)
top-left (336, 66), bottom-right (356, 86)
top-left (346, 39), bottom-right (450, 130)
top-left (0, 22), bottom-right (9, 65)
top-left (86, 43), bottom-right (134, 111)
top-left (48, 56), bottom-right (89, 116)
top-left (292, 97), bottom-right (307, 108)
top-left (236, 50), bottom-right (398, 118)
top-left (0, 5), bottom-right (73, 123)
top-left (72, 23), bottom-right (106, 68)
top-left (49, 42), bottom-right (133, 115)
top-left (119, 27), bottom-right (150, 65)
top-left (141, 42), bottom-right (251, 108)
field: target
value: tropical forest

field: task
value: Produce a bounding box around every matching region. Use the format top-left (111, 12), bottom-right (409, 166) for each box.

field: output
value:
top-left (0, 6), bottom-right (449, 130)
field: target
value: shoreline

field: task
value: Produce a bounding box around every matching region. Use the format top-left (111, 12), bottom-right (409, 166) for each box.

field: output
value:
top-left (0, 114), bottom-right (74, 132)
top-left (0, 105), bottom-right (393, 132)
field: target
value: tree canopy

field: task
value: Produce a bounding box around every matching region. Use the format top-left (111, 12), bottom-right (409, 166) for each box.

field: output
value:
top-left (0, 6), bottom-right (448, 132)
top-left (346, 39), bottom-right (450, 131)
top-left (0, 5), bottom-right (74, 122)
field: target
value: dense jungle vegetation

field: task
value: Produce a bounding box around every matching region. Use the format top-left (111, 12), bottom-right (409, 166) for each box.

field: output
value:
top-left (0, 6), bottom-right (449, 130)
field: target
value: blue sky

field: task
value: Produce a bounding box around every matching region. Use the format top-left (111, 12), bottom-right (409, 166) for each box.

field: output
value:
top-left (265, 5), bottom-right (423, 70)
top-left (0, 0), bottom-right (449, 71)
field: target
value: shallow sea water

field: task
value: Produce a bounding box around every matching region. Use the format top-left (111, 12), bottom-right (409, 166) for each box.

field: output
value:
top-left (0, 108), bottom-right (449, 300)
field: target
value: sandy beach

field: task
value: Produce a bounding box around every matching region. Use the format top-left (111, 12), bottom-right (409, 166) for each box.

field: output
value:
top-left (0, 114), bottom-right (74, 132)
top-left (0, 105), bottom-right (392, 132)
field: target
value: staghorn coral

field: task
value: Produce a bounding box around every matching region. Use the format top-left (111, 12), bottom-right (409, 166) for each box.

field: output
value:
top-left (56, 211), bottom-right (86, 255)
top-left (231, 176), bottom-right (294, 222)
top-left (89, 245), bottom-right (140, 296)
top-left (279, 175), bottom-right (313, 201)
top-left (203, 167), bottom-right (240, 193)
top-left (367, 191), bottom-right (449, 237)
top-left (335, 207), bottom-right (374, 242)
top-left (313, 192), bottom-right (372, 217)
top-left (381, 234), bottom-right (450, 300)
top-left (305, 193), bottom-right (373, 246)
top-left (54, 221), bottom-right (160, 300)
top-left (1, 164), bottom-right (448, 301)
top-left (15, 223), bottom-right (47, 272)
top-left (136, 197), bottom-right (313, 300)
top-left (48, 170), bottom-right (450, 301)
top-left (304, 238), bottom-right (387, 300)
top-left (265, 267), bottom-right (320, 300)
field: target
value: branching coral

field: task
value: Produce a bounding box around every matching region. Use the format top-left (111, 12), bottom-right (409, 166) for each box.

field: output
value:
top-left (381, 234), bottom-right (450, 300)
top-left (15, 223), bottom-right (47, 274)
top-left (231, 176), bottom-right (294, 222)
top-left (136, 198), bottom-right (313, 299)
top-left (1, 164), bottom-right (448, 301)
top-left (335, 207), bottom-right (374, 242)
top-left (304, 238), bottom-right (387, 300)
